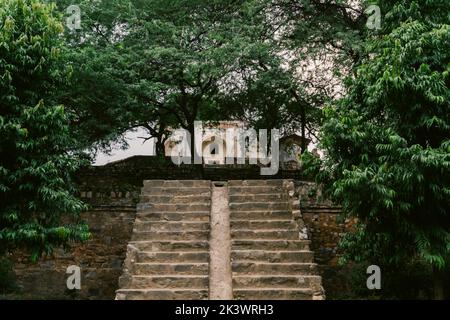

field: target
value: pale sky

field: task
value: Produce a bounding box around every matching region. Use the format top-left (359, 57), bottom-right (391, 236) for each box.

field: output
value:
top-left (93, 127), bottom-right (155, 166)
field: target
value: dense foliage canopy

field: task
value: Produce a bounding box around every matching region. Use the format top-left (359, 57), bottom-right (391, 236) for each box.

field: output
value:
top-left (0, 0), bottom-right (89, 260)
top-left (305, 0), bottom-right (449, 297)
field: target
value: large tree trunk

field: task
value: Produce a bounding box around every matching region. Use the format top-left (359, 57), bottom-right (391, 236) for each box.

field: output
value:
top-left (432, 266), bottom-right (445, 300)
top-left (188, 123), bottom-right (204, 178)
top-left (155, 139), bottom-right (165, 158)
top-left (290, 89), bottom-right (307, 153)
top-left (188, 123), bottom-right (196, 162)
top-left (300, 103), bottom-right (307, 153)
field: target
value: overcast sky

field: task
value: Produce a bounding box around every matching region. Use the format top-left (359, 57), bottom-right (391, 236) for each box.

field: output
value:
top-left (93, 127), bottom-right (154, 166)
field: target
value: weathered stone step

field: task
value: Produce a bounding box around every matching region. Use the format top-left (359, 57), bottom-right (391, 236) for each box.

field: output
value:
top-left (232, 250), bottom-right (314, 263)
top-left (130, 240), bottom-right (209, 252)
top-left (233, 288), bottom-right (313, 300)
top-left (228, 186), bottom-right (284, 194)
top-left (136, 212), bottom-right (210, 221)
top-left (116, 179), bottom-right (325, 300)
top-left (228, 180), bottom-right (284, 186)
top-left (232, 262), bottom-right (318, 275)
top-left (141, 187), bottom-right (211, 195)
top-left (231, 230), bottom-right (299, 240)
top-left (134, 221), bottom-right (210, 232)
top-left (137, 251), bottom-right (209, 263)
top-left (143, 180), bottom-right (211, 188)
top-left (125, 275), bottom-right (209, 289)
top-left (302, 208), bottom-right (342, 214)
top-left (233, 275), bottom-right (322, 289)
top-left (232, 240), bottom-right (310, 251)
top-left (116, 288), bottom-right (208, 300)
top-left (133, 263), bottom-right (209, 275)
top-left (138, 203), bottom-right (211, 212)
top-left (229, 202), bottom-right (289, 211)
top-left (231, 210), bottom-right (291, 220)
top-left (231, 220), bottom-right (295, 230)
top-left (229, 194), bottom-right (287, 202)
top-left (139, 195), bottom-right (211, 204)
top-left (132, 230), bottom-right (209, 241)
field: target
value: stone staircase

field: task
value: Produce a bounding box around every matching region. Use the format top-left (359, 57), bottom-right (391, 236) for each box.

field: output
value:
top-left (115, 180), bottom-right (211, 300)
top-left (229, 180), bottom-right (323, 300)
top-left (116, 179), bottom-right (324, 300)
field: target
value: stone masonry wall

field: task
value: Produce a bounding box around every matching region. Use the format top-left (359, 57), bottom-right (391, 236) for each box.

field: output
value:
top-left (4, 157), bottom-right (351, 299)
top-left (295, 181), bottom-right (356, 298)
top-left (6, 172), bottom-right (141, 300)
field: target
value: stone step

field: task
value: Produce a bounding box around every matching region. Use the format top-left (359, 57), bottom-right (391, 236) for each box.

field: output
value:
top-left (232, 250), bottom-right (314, 263)
top-left (231, 210), bottom-right (292, 220)
top-left (137, 203), bottom-right (211, 212)
top-left (136, 212), bottom-right (210, 222)
top-left (228, 180), bottom-right (285, 186)
top-left (232, 240), bottom-right (310, 251)
top-left (134, 221), bottom-right (210, 232)
top-left (232, 262), bottom-right (318, 275)
top-left (302, 208), bottom-right (342, 214)
top-left (132, 230), bottom-right (209, 241)
top-left (231, 229), bottom-right (299, 240)
top-left (116, 288), bottom-right (208, 300)
top-left (229, 202), bottom-right (289, 211)
top-left (228, 186), bottom-right (284, 194)
top-left (143, 180), bottom-right (211, 188)
top-left (116, 179), bottom-right (324, 300)
top-left (233, 288), bottom-right (312, 300)
top-left (133, 263), bottom-right (209, 275)
top-left (141, 187), bottom-right (211, 196)
top-left (130, 240), bottom-right (209, 252)
top-left (229, 194), bottom-right (287, 202)
top-left (139, 195), bottom-right (211, 204)
top-left (125, 275), bottom-right (209, 289)
top-left (137, 251), bottom-right (209, 263)
top-left (233, 275), bottom-right (322, 289)
top-left (231, 220), bottom-right (295, 230)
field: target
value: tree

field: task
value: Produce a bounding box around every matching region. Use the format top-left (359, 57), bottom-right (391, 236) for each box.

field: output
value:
top-left (219, 48), bottom-right (322, 152)
top-left (57, 0), bottom-right (322, 157)
top-left (306, 0), bottom-right (450, 299)
top-left (0, 0), bottom-right (90, 260)
top-left (56, 1), bottom-right (260, 156)
top-left (53, 0), bottom-right (138, 153)
top-left (234, 0), bottom-right (371, 150)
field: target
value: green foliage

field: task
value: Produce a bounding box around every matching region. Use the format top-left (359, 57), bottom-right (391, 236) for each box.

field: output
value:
top-left (278, 0), bottom-right (369, 63)
top-left (311, 0), bottom-right (450, 274)
top-left (326, 261), bottom-right (444, 300)
top-left (0, 0), bottom-right (90, 260)
top-left (54, 0), bottom-right (323, 154)
top-left (54, 1), bottom-right (248, 152)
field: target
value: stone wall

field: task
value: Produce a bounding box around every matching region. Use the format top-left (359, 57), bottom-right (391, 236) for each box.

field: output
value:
top-left (10, 206), bottom-right (135, 300)
top-left (4, 157), bottom-right (351, 299)
top-left (6, 168), bottom-right (142, 300)
top-left (77, 156), bottom-right (305, 181)
top-left (295, 181), bottom-right (356, 298)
